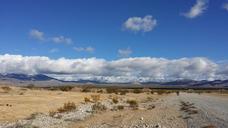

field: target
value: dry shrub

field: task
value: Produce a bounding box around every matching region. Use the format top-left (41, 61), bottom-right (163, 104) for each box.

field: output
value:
top-left (81, 86), bottom-right (92, 92)
top-left (49, 110), bottom-right (57, 117)
top-left (1, 86), bottom-right (11, 92)
top-left (119, 90), bottom-right (128, 95)
top-left (201, 125), bottom-right (216, 128)
top-left (84, 97), bottom-right (91, 103)
top-left (97, 89), bottom-right (103, 93)
top-left (91, 94), bottom-right (100, 102)
top-left (112, 97), bottom-right (119, 104)
top-left (176, 91), bottom-right (180, 96)
top-left (59, 86), bottom-right (73, 91)
top-left (106, 88), bottom-right (118, 94)
top-left (156, 90), bottom-right (167, 95)
top-left (92, 102), bottom-right (107, 112)
top-left (19, 92), bottom-right (24, 95)
top-left (133, 89), bottom-right (142, 94)
top-left (57, 102), bottom-right (76, 113)
top-left (147, 104), bottom-right (155, 110)
top-left (26, 84), bottom-right (35, 89)
top-left (127, 100), bottom-right (138, 109)
top-left (117, 105), bottom-right (124, 110)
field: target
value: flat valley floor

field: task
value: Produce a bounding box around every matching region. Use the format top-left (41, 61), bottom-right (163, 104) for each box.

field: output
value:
top-left (0, 86), bottom-right (228, 128)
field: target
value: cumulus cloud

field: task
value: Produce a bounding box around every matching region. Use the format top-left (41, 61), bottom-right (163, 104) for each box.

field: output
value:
top-left (123, 15), bottom-right (157, 32)
top-left (73, 46), bottom-right (95, 53)
top-left (118, 48), bottom-right (132, 58)
top-left (223, 3), bottom-right (228, 11)
top-left (51, 36), bottom-right (73, 44)
top-left (182, 0), bottom-right (208, 19)
top-left (29, 29), bottom-right (44, 41)
top-left (0, 54), bottom-right (228, 83)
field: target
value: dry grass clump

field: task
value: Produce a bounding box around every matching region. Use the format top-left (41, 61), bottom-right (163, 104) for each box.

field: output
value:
top-left (58, 86), bottom-right (74, 91)
top-left (92, 102), bottom-right (107, 112)
top-left (156, 90), bottom-right (167, 95)
top-left (133, 89), bottom-right (142, 94)
top-left (91, 94), bottom-right (100, 102)
top-left (147, 104), bottom-right (155, 110)
top-left (117, 105), bottom-right (124, 110)
top-left (201, 125), bottom-right (217, 128)
top-left (26, 84), bottom-right (36, 90)
top-left (97, 89), bottom-right (103, 93)
top-left (81, 86), bottom-right (92, 92)
top-left (180, 101), bottom-right (198, 116)
top-left (112, 97), bottom-right (119, 104)
top-left (106, 88), bottom-right (118, 94)
top-left (84, 97), bottom-right (91, 103)
top-left (1, 86), bottom-right (12, 93)
top-left (49, 110), bottom-right (57, 117)
top-left (127, 99), bottom-right (138, 109)
top-left (57, 102), bottom-right (76, 113)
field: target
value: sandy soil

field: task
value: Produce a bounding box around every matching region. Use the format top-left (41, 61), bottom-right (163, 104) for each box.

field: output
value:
top-left (1, 86), bottom-right (228, 128)
top-left (0, 86), bottom-right (108, 122)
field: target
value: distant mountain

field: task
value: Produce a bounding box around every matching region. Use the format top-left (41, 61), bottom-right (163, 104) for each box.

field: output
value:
top-left (0, 73), bottom-right (228, 88)
top-left (0, 73), bottom-right (57, 81)
top-left (142, 79), bottom-right (228, 88)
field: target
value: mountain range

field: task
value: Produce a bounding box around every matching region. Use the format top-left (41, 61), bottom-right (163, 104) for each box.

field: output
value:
top-left (0, 73), bottom-right (228, 88)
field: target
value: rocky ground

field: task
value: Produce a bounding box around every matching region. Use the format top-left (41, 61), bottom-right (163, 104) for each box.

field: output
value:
top-left (0, 92), bottom-right (228, 128)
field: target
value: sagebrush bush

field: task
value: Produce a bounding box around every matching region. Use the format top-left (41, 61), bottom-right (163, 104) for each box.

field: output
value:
top-left (91, 94), bottom-right (100, 102)
top-left (84, 97), bottom-right (91, 102)
top-left (127, 100), bottom-right (138, 109)
top-left (59, 86), bottom-right (73, 91)
top-left (133, 89), bottom-right (142, 94)
top-left (1, 86), bottom-right (11, 92)
top-left (117, 105), bottom-right (124, 110)
top-left (112, 97), bottom-right (119, 104)
top-left (57, 102), bottom-right (76, 113)
top-left (92, 102), bottom-right (107, 112)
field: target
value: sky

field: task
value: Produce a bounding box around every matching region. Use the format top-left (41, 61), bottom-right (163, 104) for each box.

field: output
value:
top-left (0, 0), bottom-right (228, 82)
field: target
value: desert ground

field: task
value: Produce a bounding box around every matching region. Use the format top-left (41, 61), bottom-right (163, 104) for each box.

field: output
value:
top-left (0, 85), bottom-right (228, 128)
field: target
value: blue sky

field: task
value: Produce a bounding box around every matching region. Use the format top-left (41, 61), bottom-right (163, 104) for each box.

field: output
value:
top-left (0, 0), bottom-right (228, 60)
top-left (0, 0), bottom-right (228, 82)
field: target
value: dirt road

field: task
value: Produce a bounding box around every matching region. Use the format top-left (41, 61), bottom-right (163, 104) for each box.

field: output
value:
top-left (166, 93), bottom-right (228, 128)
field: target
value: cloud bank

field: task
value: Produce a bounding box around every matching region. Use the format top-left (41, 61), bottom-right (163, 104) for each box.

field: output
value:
top-left (123, 15), bottom-right (157, 32)
top-left (183, 0), bottom-right (208, 19)
top-left (0, 54), bottom-right (228, 83)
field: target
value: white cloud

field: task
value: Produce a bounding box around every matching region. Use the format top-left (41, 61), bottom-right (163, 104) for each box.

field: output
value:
top-left (51, 36), bottom-right (73, 44)
top-left (73, 46), bottom-right (95, 53)
top-left (0, 54), bottom-right (228, 83)
top-left (118, 48), bottom-right (132, 58)
top-left (49, 48), bottom-right (59, 53)
top-left (183, 0), bottom-right (208, 19)
top-left (30, 29), bottom-right (44, 41)
top-left (223, 3), bottom-right (228, 11)
top-left (29, 29), bottom-right (73, 44)
top-left (123, 15), bottom-right (157, 32)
